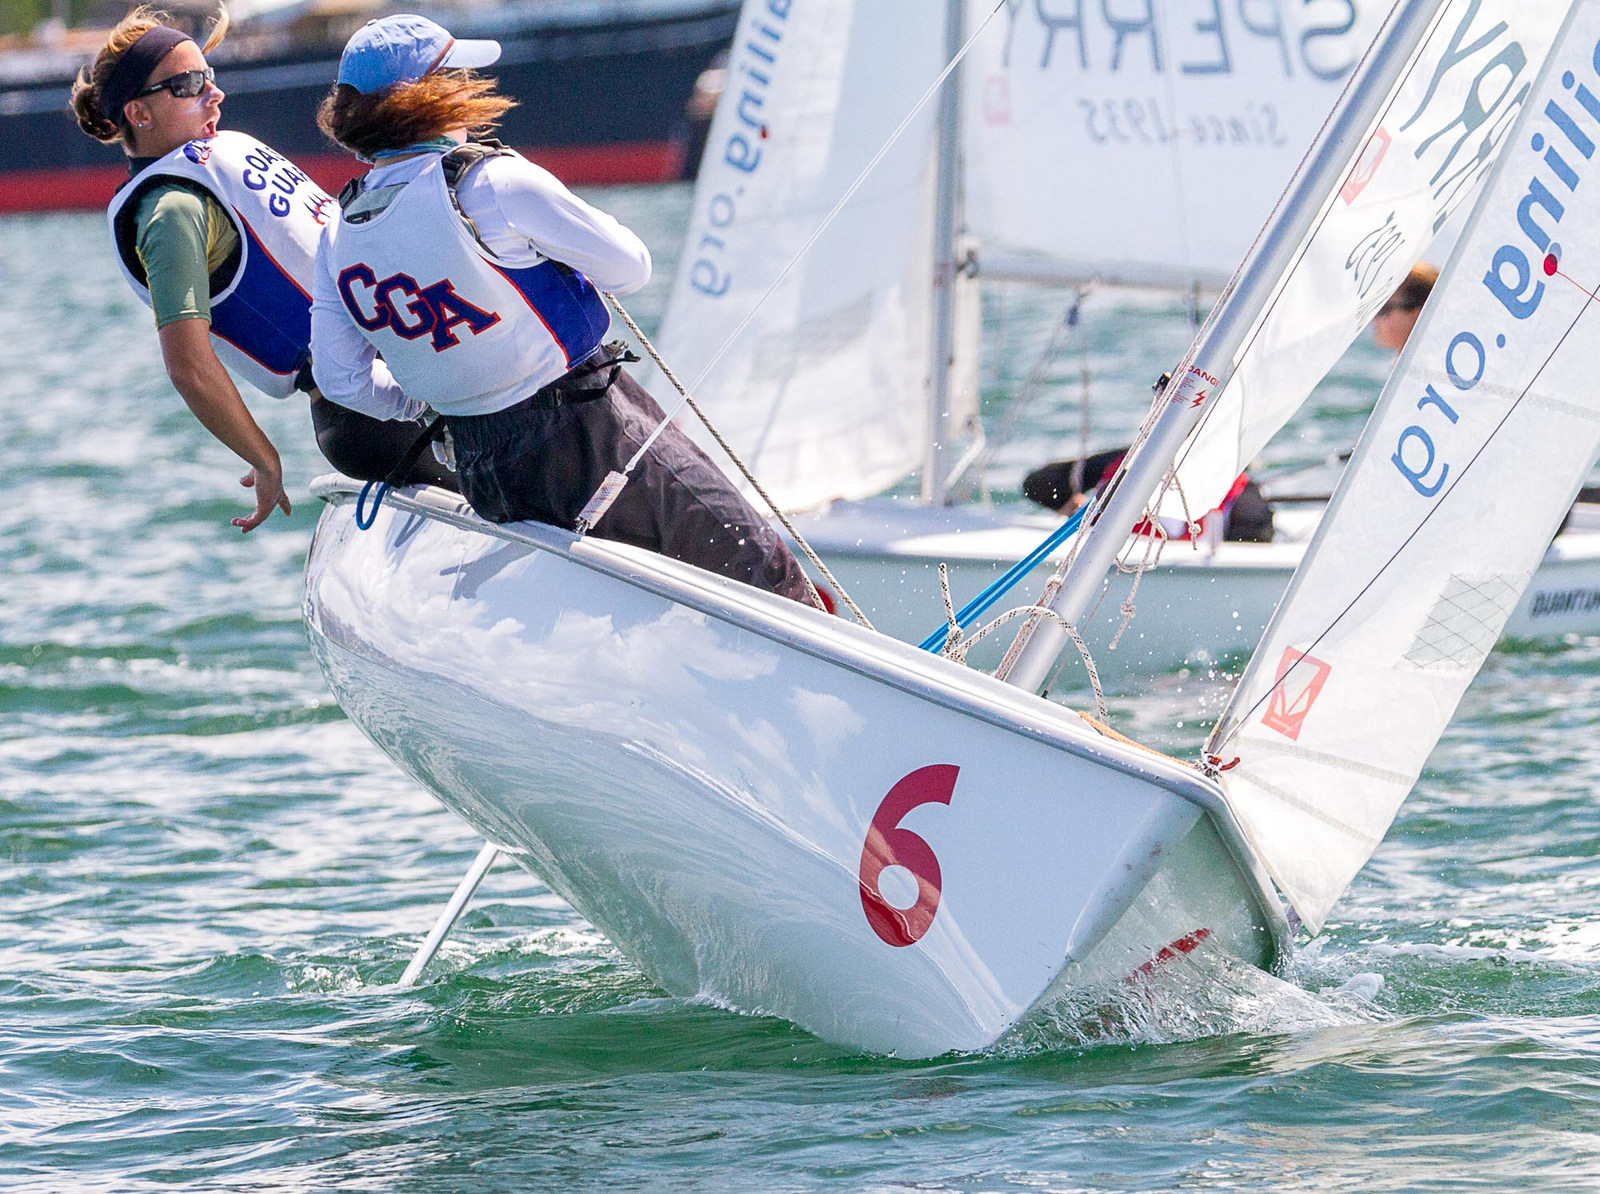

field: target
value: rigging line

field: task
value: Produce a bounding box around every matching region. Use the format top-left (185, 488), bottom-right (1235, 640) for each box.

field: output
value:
top-left (965, 289), bottom-right (1086, 486)
top-left (996, 368), bottom-right (1177, 672)
top-left (1210, 274), bottom-right (1600, 757)
top-left (954, 602), bottom-right (1109, 720)
top-left (1044, 617), bottom-right (1106, 721)
top-left (917, 499), bottom-right (1092, 652)
top-left (603, 293), bottom-right (873, 628)
top-left (998, 327), bottom-right (1194, 670)
top-left (624, 0), bottom-right (1011, 467)
top-left (1149, 0), bottom-right (1198, 305)
top-left (1078, 291), bottom-right (1093, 459)
top-left (1160, 0), bottom-right (1457, 494)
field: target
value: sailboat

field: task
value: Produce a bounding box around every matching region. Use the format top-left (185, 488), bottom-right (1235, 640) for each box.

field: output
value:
top-left (644, 0), bottom-right (1600, 680)
top-left (304, 0), bottom-right (1591, 1055)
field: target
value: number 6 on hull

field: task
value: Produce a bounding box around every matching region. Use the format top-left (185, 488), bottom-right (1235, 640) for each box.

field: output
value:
top-left (858, 764), bottom-right (958, 947)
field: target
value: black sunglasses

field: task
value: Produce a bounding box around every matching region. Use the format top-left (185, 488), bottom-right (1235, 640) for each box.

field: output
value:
top-left (1376, 300), bottom-right (1422, 317)
top-left (135, 66), bottom-right (215, 100)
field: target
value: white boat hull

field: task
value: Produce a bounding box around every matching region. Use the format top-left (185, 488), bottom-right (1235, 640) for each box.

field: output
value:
top-left (795, 499), bottom-right (1600, 683)
top-left (304, 481), bottom-right (1284, 1056)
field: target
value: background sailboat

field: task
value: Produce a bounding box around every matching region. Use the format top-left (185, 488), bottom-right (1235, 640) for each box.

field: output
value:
top-left (644, 0), bottom-right (1600, 679)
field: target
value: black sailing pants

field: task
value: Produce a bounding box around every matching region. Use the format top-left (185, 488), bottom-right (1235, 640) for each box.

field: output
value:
top-left (447, 368), bottom-right (816, 607)
top-left (309, 392), bottom-right (458, 490)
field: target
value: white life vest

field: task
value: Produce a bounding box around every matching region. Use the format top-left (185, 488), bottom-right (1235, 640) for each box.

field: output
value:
top-left (107, 130), bottom-right (335, 398)
top-left (321, 153), bottom-right (611, 417)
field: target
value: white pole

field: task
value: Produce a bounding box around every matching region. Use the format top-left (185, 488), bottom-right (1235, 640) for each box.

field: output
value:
top-left (997, 0), bottom-right (1448, 693)
top-left (920, 0), bottom-right (966, 507)
top-left (395, 841), bottom-right (501, 988)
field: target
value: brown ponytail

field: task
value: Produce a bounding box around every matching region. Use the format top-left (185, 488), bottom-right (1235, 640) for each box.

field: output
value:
top-left (318, 71), bottom-right (514, 159)
top-left (70, 4), bottom-right (230, 146)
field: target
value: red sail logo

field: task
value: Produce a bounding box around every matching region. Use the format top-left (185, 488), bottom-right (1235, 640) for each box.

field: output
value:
top-left (1261, 648), bottom-right (1332, 740)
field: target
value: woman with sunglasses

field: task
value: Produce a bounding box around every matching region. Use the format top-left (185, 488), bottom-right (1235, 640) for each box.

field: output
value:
top-left (70, 5), bottom-right (449, 534)
top-left (310, 15), bottom-right (814, 603)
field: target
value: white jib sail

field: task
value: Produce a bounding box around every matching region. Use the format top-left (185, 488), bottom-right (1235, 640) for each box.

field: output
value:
top-left (646, 0), bottom-right (949, 513)
top-left (1163, 0), bottom-right (1569, 520)
top-left (963, 0), bottom-right (1386, 287)
top-left (1212, 0), bottom-right (1600, 934)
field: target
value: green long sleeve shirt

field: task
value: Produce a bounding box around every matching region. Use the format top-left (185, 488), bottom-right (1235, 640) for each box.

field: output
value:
top-left (132, 181), bottom-right (239, 329)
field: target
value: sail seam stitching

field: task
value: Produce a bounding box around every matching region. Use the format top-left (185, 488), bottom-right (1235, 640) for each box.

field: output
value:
top-left (1228, 768), bottom-right (1383, 845)
top-left (1232, 735), bottom-right (1414, 786)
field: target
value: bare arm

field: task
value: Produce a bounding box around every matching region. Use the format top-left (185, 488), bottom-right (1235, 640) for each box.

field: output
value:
top-left (157, 317), bottom-right (291, 532)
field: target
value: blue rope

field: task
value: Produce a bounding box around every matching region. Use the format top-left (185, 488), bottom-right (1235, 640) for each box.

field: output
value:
top-left (918, 502), bottom-right (1091, 653)
top-left (354, 480), bottom-right (390, 531)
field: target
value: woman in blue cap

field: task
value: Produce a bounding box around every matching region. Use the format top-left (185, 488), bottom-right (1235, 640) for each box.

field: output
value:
top-left (70, 5), bottom-right (451, 533)
top-left (310, 14), bottom-right (815, 603)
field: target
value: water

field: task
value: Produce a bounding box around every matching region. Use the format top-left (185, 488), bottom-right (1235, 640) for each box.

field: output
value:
top-left (6, 189), bottom-right (1600, 1191)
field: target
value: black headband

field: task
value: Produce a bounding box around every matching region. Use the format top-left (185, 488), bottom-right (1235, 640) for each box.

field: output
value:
top-left (99, 26), bottom-right (195, 124)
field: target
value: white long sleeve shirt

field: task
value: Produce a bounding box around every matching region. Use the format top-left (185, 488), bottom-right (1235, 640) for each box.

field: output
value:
top-left (310, 149), bottom-right (652, 421)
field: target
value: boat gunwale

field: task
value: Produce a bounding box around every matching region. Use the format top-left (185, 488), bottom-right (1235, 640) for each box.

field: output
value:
top-left (309, 475), bottom-right (1293, 958)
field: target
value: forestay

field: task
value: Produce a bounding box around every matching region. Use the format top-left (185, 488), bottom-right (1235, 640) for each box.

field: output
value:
top-left (1211, 0), bottom-right (1600, 933)
top-left (963, 0), bottom-right (1385, 287)
top-left (1164, 0), bottom-right (1568, 519)
top-left (647, 0), bottom-right (958, 513)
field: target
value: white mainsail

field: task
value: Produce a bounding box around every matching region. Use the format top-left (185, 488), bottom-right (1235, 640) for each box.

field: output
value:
top-left (964, 1), bottom-right (1385, 286)
top-left (1212, 0), bottom-right (1600, 933)
top-left (1164, 0), bottom-right (1569, 519)
top-left (647, 0), bottom-right (949, 512)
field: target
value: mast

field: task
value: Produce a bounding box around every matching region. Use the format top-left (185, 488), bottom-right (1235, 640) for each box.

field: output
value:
top-left (920, 0), bottom-right (966, 507)
top-left (997, 0), bottom-right (1448, 693)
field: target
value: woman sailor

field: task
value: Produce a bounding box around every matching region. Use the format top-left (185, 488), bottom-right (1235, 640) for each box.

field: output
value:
top-left (70, 5), bottom-right (450, 534)
top-left (310, 14), bottom-right (814, 603)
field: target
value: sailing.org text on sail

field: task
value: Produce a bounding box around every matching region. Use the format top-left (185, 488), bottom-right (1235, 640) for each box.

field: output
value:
top-left (686, 0), bottom-right (792, 299)
top-left (1394, 31), bottom-right (1600, 500)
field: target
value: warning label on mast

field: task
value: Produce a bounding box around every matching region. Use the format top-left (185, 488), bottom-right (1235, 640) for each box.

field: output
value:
top-left (1170, 365), bottom-right (1218, 410)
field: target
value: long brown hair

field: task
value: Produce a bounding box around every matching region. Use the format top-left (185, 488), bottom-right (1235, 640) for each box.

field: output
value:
top-left (70, 4), bottom-right (230, 146)
top-left (318, 71), bottom-right (514, 159)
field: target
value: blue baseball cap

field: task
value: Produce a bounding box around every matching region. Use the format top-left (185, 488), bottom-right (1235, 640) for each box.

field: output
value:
top-left (337, 14), bottom-right (500, 95)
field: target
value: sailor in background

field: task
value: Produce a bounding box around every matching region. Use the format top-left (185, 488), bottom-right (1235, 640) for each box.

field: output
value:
top-left (70, 5), bottom-right (451, 534)
top-left (1021, 268), bottom-right (1444, 536)
top-left (1021, 440), bottom-right (1274, 543)
top-left (310, 14), bottom-right (815, 604)
top-left (1371, 263), bottom-right (1438, 353)
top-left (1022, 264), bottom-right (1507, 536)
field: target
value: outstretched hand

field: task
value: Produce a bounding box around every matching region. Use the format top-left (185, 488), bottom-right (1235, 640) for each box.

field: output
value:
top-left (233, 466), bottom-right (293, 533)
